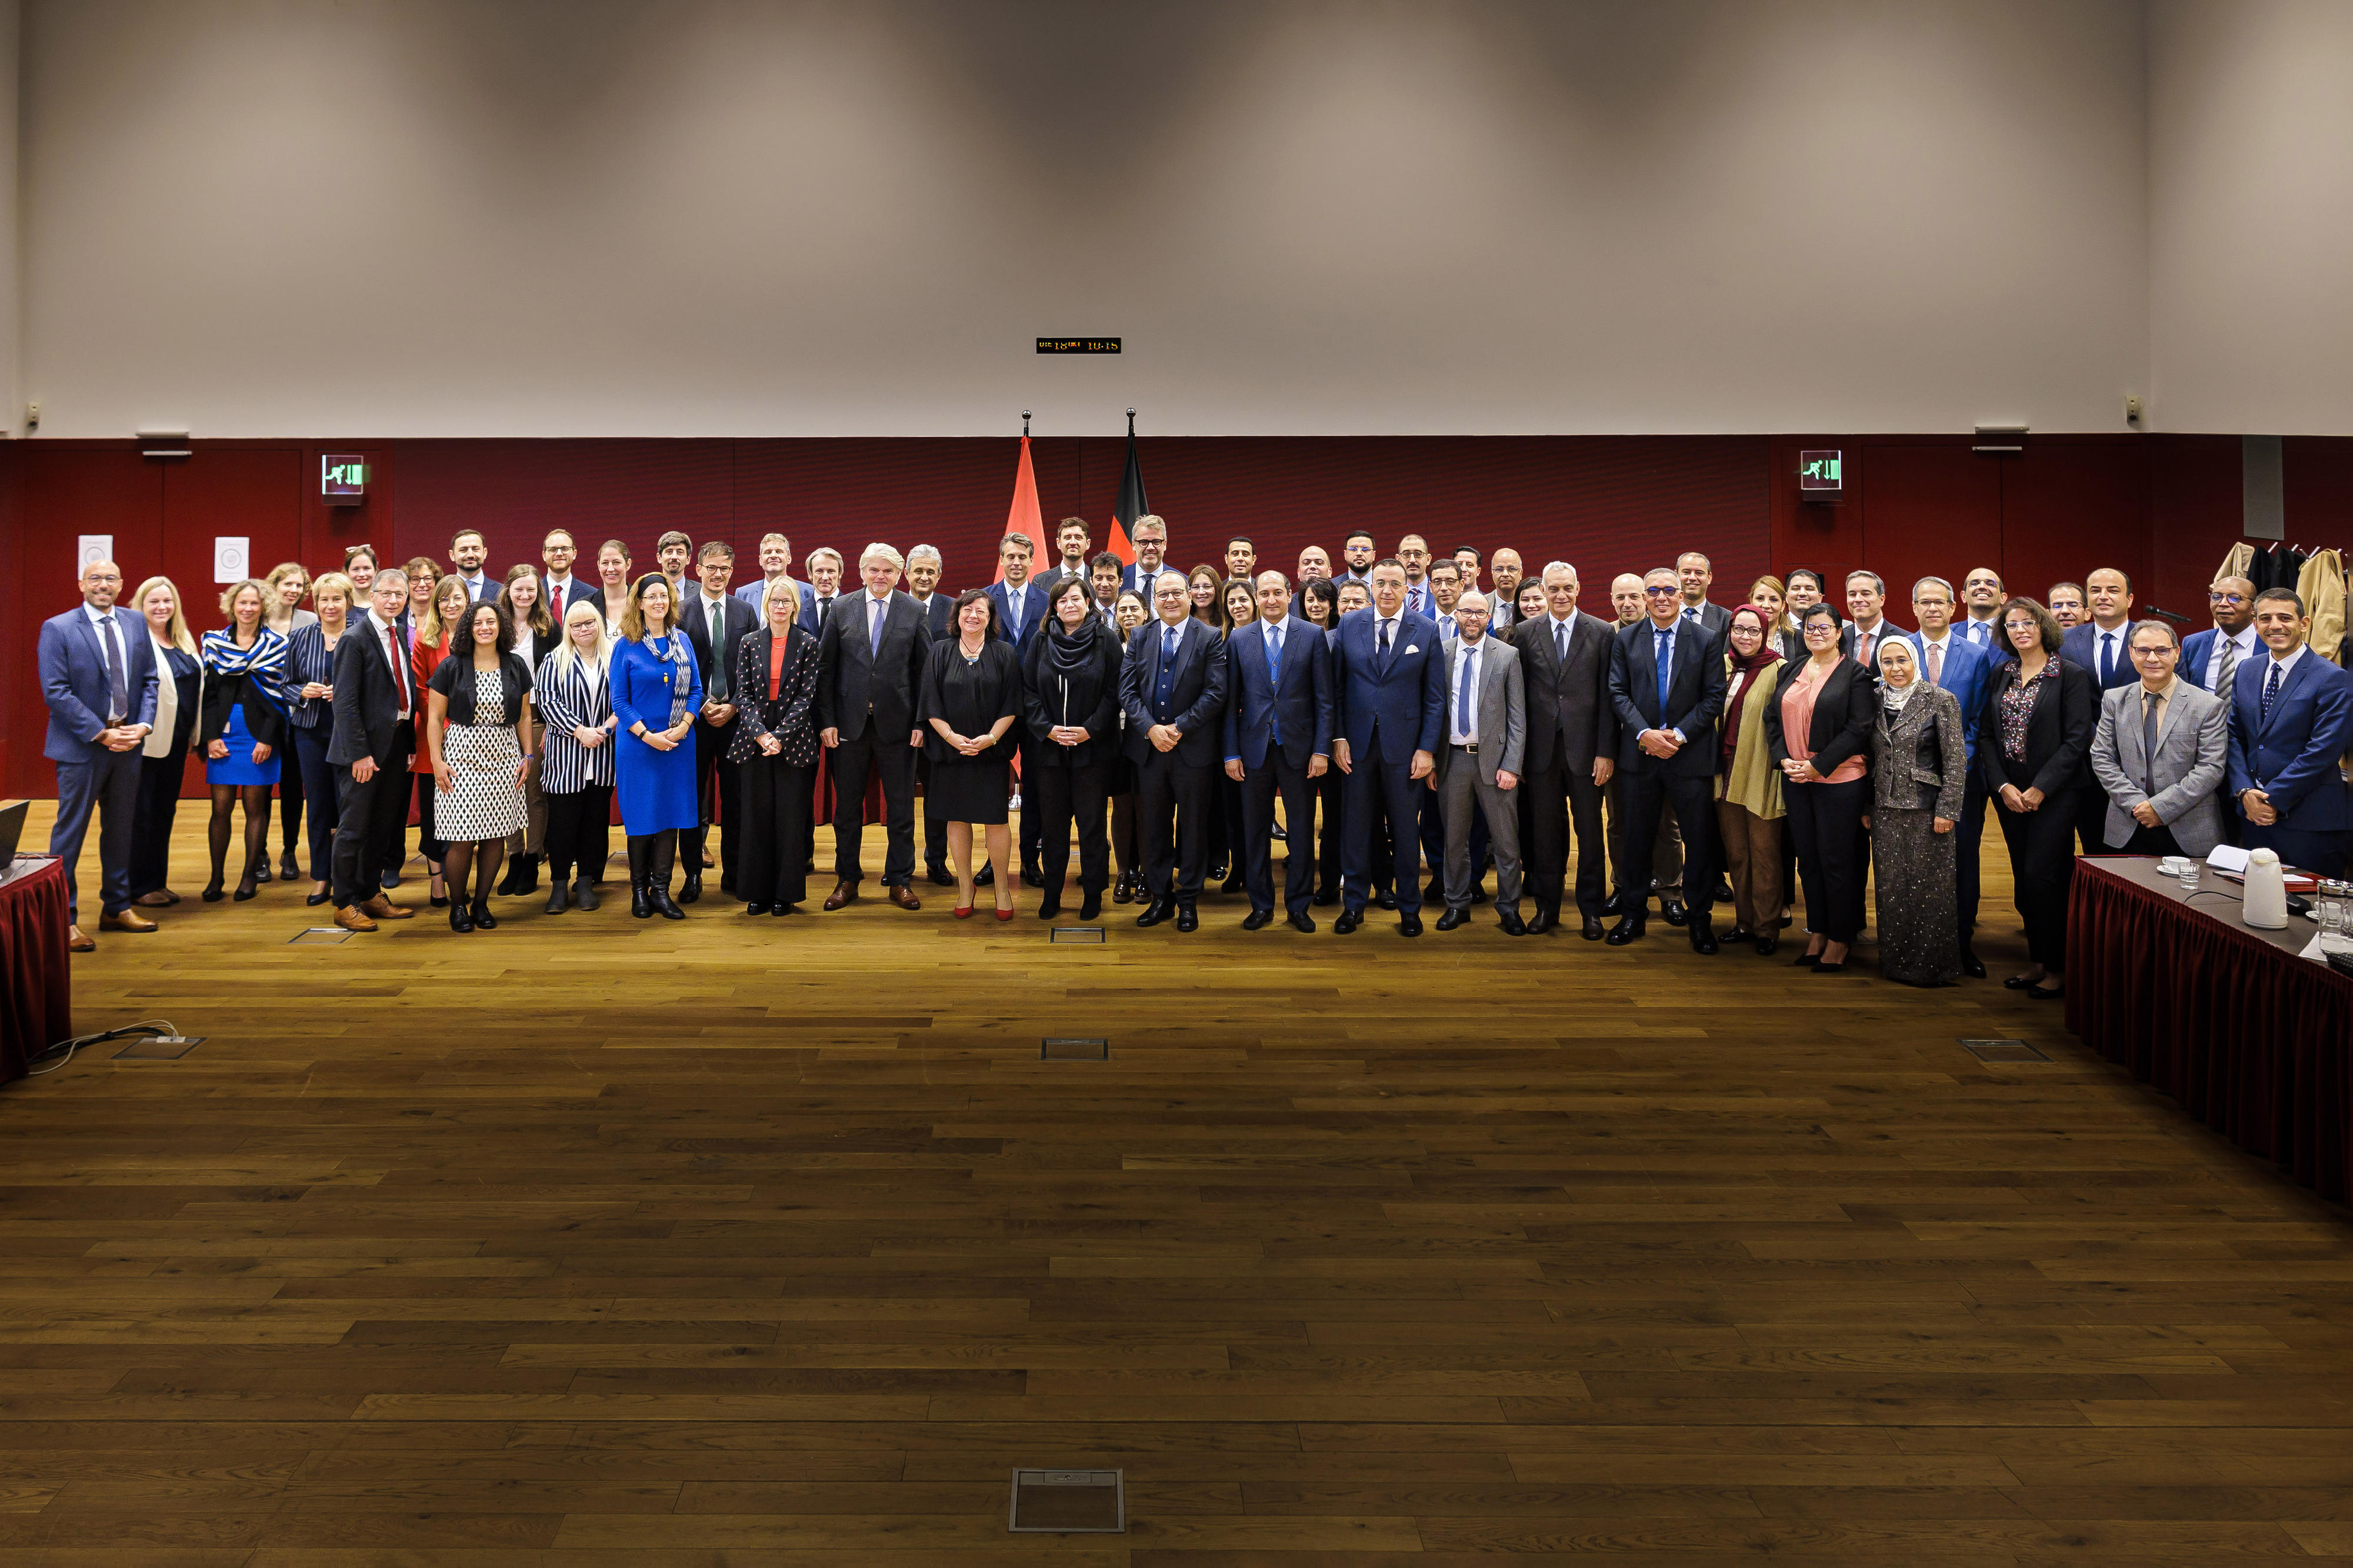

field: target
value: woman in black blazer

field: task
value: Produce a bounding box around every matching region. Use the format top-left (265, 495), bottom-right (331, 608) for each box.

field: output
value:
top-left (727, 579), bottom-right (823, 915)
top-left (1979, 596), bottom-right (2097, 999)
top-left (1022, 577), bottom-right (1125, 922)
top-left (1764, 602), bottom-right (1878, 972)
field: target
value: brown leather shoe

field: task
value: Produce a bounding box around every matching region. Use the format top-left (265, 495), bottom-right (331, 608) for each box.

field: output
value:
top-left (66, 924), bottom-right (95, 952)
top-left (101, 908), bottom-right (158, 933)
top-left (135, 889), bottom-right (178, 908)
top-left (889, 883), bottom-right (921, 910)
top-left (333, 905), bottom-right (378, 933)
top-left (822, 880), bottom-right (859, 912)
top-left (358, 895), bottom-right (415, 921)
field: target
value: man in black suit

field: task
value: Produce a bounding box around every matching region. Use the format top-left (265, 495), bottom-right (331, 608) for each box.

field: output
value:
top-left (902, 543), bottom-right (957, 884)
top-left (327, 568), bottom-right (422, 932)
top-left (1032, 518), bottom-right (1094, 599)
top-left (1119, 568), bottom-right (1230, 931)
top-left (1512, 562), bottom-right (1619, 938)
top-left (448, 529), bottom-right (498, 603)
top-left (1605, 568), bottom-right (1728, 953)
top-left (1223, 570), bottom-right (1333, 932)
top-left (989, 533), bottom-right (1051, 885)
top-left (816, 543), bottom-right (930, 910)
top-left (678, 541), bottom-right (759, 902)
top-left (1674, 552), bottom-right (1733, 638)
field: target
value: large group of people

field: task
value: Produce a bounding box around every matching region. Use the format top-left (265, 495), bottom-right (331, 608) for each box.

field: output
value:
top-left (39, 519), bottom-right (2353, 996)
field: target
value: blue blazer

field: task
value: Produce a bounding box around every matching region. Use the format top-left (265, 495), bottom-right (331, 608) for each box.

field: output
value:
top-left (1607, 616), bottom-right (1727, 778)
top-left (2227, 650), bottom-right (2353, 831)
top-left (2178, 626), bottom-right (2257, 694)
top-left (1907, 632), bottom-right (1994, 760)
top-left (1222, 616), bottom-right (1334, 770)
top-left (1330, 608), bottom-right (1444, 760)
top-left (735, 576), bottom-right (808, 615)
top-left (39, 608), bottom-right (160, 763)
top-left (2061, 620), bottom-right (2146, 692)
top-left (798, 589), bottom-right (838, 637)
top-left (988, 582), bottom-right (1050, 659)
top-left (1121, 561), bottom-right (1171, 599)
top-left (1118, 616), bottom-right (1229, 769)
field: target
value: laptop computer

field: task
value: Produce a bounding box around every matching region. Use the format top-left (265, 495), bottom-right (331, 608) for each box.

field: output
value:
top-left (0, 800), bottom-right (28, 863)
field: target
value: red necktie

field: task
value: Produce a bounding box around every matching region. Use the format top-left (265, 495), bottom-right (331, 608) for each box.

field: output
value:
top-left (549, 580), bottom-right (563, 618)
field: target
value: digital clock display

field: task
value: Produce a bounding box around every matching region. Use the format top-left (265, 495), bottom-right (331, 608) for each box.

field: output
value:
top-left (1037, 338), bottom-right (1121, 354)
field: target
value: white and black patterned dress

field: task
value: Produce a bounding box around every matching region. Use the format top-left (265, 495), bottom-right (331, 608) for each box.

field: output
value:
top-left (438, 668), bottom-right (528, 841)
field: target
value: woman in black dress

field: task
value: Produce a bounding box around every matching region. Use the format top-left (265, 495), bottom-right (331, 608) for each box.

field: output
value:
top-left (919, 588), bottom-right (1022, 919)
top-left (1981, 596), bottom-right (2097, 1000)
top-left (728, 577), bottom-right (822, 915)
top-left (1023, 576), bottom-right (1123, 922)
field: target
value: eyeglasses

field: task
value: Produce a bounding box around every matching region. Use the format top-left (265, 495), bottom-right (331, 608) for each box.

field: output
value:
top-left (1643, 586), bottom-right (1679, 596)
top-left (2209, 592), bottom-right (2247, 605)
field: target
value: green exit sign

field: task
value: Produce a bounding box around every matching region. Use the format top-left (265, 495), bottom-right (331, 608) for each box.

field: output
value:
top-left (1798, 451), bottom-right (1842, 492)
top-left (321, 454), bottom-right (367, 504)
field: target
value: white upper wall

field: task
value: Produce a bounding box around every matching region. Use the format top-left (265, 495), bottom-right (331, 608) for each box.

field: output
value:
top-left (21, 0), bottom-right (2157, 437)
top-left (2149, 0), bottom-right (2353, 435)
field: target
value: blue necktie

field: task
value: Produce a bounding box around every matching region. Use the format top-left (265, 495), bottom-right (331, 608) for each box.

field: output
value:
top-left (1655, 626), bottom-right (1672, 719)
top-left (1265, 623), bottom-right (1284, 746)
top-left (1377, 617), bottom-right (1395, 677)
top-left (2099, 630), bottom-right (2116, 685)
top-left (2262, 660), bottom-right (2282, 724)
top-left (1457, 646), bottom-right (1475, 739)
top-left (869, 598), bottom-right (885, 656)
top-left (99, 614), bottom-right (128, 723)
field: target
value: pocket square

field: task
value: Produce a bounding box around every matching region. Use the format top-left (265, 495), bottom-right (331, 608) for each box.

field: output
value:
top-left (1405, 645), bottom-right (1421, 656)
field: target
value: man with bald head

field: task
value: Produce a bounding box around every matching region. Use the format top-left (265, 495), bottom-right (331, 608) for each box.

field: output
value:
top-left (41, 559), bottom-right (161, 950)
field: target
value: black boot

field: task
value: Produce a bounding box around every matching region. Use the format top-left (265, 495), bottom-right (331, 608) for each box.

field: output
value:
top-left (573, 876), bottom-right (599, 912)
top-left (521, 853), bottom-right (542, 894)
top-left (545, 875), bottom-right (569, 915)
top-left (1078, 889), bottom-right (1102, 922)
top-left (649, 832), bottom-right (687, 919)
top-left (495, 856), bottom-right (523, 896)
top-left (628, 838), bottom-right (653, 919)
top-left (679, 835), bottom-right (704, 903)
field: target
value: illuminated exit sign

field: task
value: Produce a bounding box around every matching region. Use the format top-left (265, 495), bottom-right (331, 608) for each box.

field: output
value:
top-left (1798, 450), bottom-right (1842, 493)
top-left (321, 454), bottom-right (368, 505)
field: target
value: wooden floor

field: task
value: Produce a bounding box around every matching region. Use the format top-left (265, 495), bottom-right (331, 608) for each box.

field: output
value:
top-left (6, 800), bottom-right (2352, 1564)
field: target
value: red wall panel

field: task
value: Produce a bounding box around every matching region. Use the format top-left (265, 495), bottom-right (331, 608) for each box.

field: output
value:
top-left (1860, 442), bottom-right (2004, 614)
top-left (1995, 438), bottom-right (2152, 613)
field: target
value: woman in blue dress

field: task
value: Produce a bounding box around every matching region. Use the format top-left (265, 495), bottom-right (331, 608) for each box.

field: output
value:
top-left (199, 579), bottom-right (289, 902)
top-left (611, 572), bottom-right (701, 919)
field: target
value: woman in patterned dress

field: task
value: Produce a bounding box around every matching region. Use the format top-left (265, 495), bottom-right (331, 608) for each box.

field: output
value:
top-left (425, 599), bottom-right (535, 933)
top-left (727, 576), bottom-right (823, 915)
top-left (1865, 638), bottom-right (1968, 987)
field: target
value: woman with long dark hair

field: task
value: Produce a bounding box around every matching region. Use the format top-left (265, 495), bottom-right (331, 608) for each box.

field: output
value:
top-left (425, 599), bottom-right (535, 932)
top-left (612, 572), bottom-right (701, 919)
top-left (921, 588), bottom-right (1022, 919)
top-left (1023, 576), bottom-right (1123, 921)
top-left (1765, 601), bottom-right (1876, 974)
top-left (496, 563), bottom-right (556, 896)
top-left (1981, 596), bottom-right (2097, 999)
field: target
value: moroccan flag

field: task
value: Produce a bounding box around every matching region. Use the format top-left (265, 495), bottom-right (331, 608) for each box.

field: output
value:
top-left (996, 431), bottom-right (1044, 583)
top-left (1108, 409), bottom-right (1147, 565)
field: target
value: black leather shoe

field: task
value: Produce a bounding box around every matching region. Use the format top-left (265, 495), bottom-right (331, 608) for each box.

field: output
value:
top-left (1175, 903), bottom-right (1198, 933)
top-left (631, 880), bottom-right (652, 919)
top-left (1313, 888), bottom-right (1339, 907)
top-left (448, 900), bottom-right (472, 932)
top-left (381, 865), bottom-right (402, 889)
top-left (1037, 897), bottom-right (1062, 920)
top-left (1755, 933), bottom-right (1778, 956)
top-left (975, 864), bottom-right (995, 887)
top-left (746, 903), bottom-right (769, 916)
top-left (1435, 908), bottom-right (1469, 932)
top-left (471, 899), bottom-right (497, 930)
top-left (1334, 908), bottom-right (1362, 935)
top-left (1241, 909), bottom-right (1273, 930)
top-left (1288, 910), bottom-right (1316, 933)
top-left (678, 873), bottom-right (702, 905)
top-left (1712, 878), bottom-right (1735, 905)
top-left (252, 856), bottom-right (272, 885)
top-left (652, 886), bottom-right (686, 920)
top-left (1659, 898), bottom-right (1687, 928)
top-left (1136, 897), bottom-right (1175, 928)
top-left (1792, 950), bottom-right (1821, 968)
top-left (1023, 863), bottom-right (1045, 888)
top-left (573, 878), bottom-right (599, 912)
top-left (1398, 912), bottom-right (1422, 937)
top-left (1604, 915), bottom-right (1645, 946)
top-left (928, 867), bottom-right (955, 887)
top-left (1582, 915), bottom-right (1605, 940)
top-left (1961, 948), bottom-right (1988, 979)
top-left (495, 858), bottom-right (523, 896)
top-left (1602, 891), bottom-right (1629, 917)
top-left (1375, 890), bottom-right (1398, 911)
top-left (305, 889), bottom-right (332, 906)
top-left (1688, 917), bottom-right (1717, 955)
top-left (2002, 973), bottom-right (2037, 990)
top-left (1469, 885), bottom-right (1488, 904)
top-left (1078, 892), bottom-right (1101, 922)
top-left (1271, 823), bottom-right (1287, 841)
top-left (1498, 910), bottom-right (1526, 936)
top-left (1112, 872), bottom-right (1135, 904)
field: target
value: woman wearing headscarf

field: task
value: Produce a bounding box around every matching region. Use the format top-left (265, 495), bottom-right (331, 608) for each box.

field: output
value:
top-left (199, 579), bottom-right (289, 902)
top-left (727, 575), bottom-right (822, 915)
top-left (1022, 575), bottom-right (1124, 922)
top-left (1712, 603), bottom-right (1787, 954)
top-left (1867, 638), bottom-right (1967, 987)
top-left (611, 572), bottom-right (702, 919)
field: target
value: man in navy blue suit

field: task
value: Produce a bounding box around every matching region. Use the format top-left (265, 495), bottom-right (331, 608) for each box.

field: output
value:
top-left (2060, 566), bottom-right (2148, 852)
top-left (2228, 589), bottom-right (2353, 877)
top-left (1224, 571), bottom-right (1334, 932)
top-left (1118, 515), bottom-right (1170, 599)
top-left (39, 559), bottom-right (161, 950)
top-left (2180, 575), bottom-right (2261, 845)
top-left (1605, 568), bottom-right (1728, 953)
top-left (1119, 569), bottom-right (1230, 930)
top-left (1330, 561), bottom-right (1445, 936)
top-left (988, 531), bottom-right (1052, 884)
top-left (1907, 576), bottom-right (1996, 977)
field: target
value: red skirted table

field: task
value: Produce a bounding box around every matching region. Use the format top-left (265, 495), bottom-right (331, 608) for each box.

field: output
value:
top-left (0, 857), bottom-right (74, 1086)
top-left (2067, 856), bottom-right (2353, 1202)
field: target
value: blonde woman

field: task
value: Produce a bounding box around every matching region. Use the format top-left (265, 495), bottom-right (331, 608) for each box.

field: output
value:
top-left (283, 571), bottom-right (355, 904)
top-left (536, 599), bottom-right (618, 913)
top-left (496, 563), bottom-right (555, 896)
top-left (199, 579), bottom-right (288, 901)
top-left (128, 576), bottom-right (202, 907)
top-left (250, 560), bottom-right (318, 883)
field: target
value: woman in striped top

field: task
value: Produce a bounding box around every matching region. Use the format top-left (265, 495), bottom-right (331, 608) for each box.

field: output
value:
top-left (199, 581), bottom-right (289, 902)
top-left (536, 599), bottom-right (619, 914)
top-left (282, 571), bottom-right (355, 905)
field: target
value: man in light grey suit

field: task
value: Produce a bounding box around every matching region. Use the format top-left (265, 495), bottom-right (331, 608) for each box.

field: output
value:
top-left (2088, 620), bottom-right (2229, 858)
top-left (1434, 592), bottom-right (1527, 933)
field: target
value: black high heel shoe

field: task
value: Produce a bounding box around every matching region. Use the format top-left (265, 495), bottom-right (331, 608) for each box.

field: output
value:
top-left (252, 854), bottom-right (272, 885)
top-left (201, 880), bottom-right (225, 903)
top-left (232, 876), bottom-right (259, 902)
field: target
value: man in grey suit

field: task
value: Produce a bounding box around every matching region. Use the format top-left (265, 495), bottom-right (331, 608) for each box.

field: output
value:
top-left (1434, 592), bottom-right (1527, 933)
top-left (2088, 621), bottom-right (2229, 858)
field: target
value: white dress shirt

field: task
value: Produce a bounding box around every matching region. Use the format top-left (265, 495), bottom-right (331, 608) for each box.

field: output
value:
top-left (1449, 637), bottom-right (1483, 746)
top-left (2205, 625), bottom-right (2257, 692)
top-left (369, 608), bottom-right (411, 719)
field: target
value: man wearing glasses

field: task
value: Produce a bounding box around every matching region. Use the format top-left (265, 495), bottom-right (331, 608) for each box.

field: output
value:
top-left (2183, 576), bottom-right (2260, 843)
top-left (1604, 569), bottom-right (1727, 953)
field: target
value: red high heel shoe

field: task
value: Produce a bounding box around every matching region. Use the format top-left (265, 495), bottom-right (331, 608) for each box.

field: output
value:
top-left (992, 906), bottom-right (1015, 922)
top-left (954, 903), bottom-right (976, 920)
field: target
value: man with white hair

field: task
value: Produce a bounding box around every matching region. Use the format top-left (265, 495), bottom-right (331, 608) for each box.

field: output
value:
top-left (815, 543), bottom-right (931, 910)
top-left (40, 557), bottom-right (159, 949)
top-left (1512, 561), bottom-right (1617, 938)
top-left (904, 545), bottom-right (952, 638)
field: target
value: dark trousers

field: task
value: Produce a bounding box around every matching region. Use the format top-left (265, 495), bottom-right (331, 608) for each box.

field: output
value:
top-left (1013, 728), bottom-right (1043, 867)
top-left (545, 783), bottom-right (615, 883)
top-left (1997, 788), bottom-right (2079, 968)
top-left (1033, 759), bottom-right (1111, 896)
top-left (128, 741), bottom-right (191, 899)
top-left (2121, 821), bottom-right (2185, 858)
top-left (2245, 822), bottom-right (2352, 879)
top-left (1522, 759), bottom-right (1608, 918)
top-left (1240, 753), bottom-right (1317, 916)
top-left (275, 728), bottom-right (304, 858)
top-left (920, 753), bottom-right (948, 874)
top-left (1342, 730), bottom-right (1426, 913)
top-left (1312, 764), bottom-right (1344, 897)
top-left (1135, 749), bottom-right (1211, 901)
top-left (829, 729), bottom-right (918, 887)
top-left (739, 758), bottom-right (815, 907)
top-left (1955, 773), bottom-right (1989, 945)
top-left (2075, 786), bottom-right (2115, 856)
top-left (291, 723), bottom-right (342, 883)
top-left (1783, 776), bottom-right (1866, 942)
top-left (50, 745), bottom-right (141, 920)
top-left (1221, 773), bottom-right (1248, 879)
top-left (333, 723), bottom-right (415, 909)
top-left (688, 717), bottom-right (740, 887)
top-left (1618, 768), bottom-right (1720, 922)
